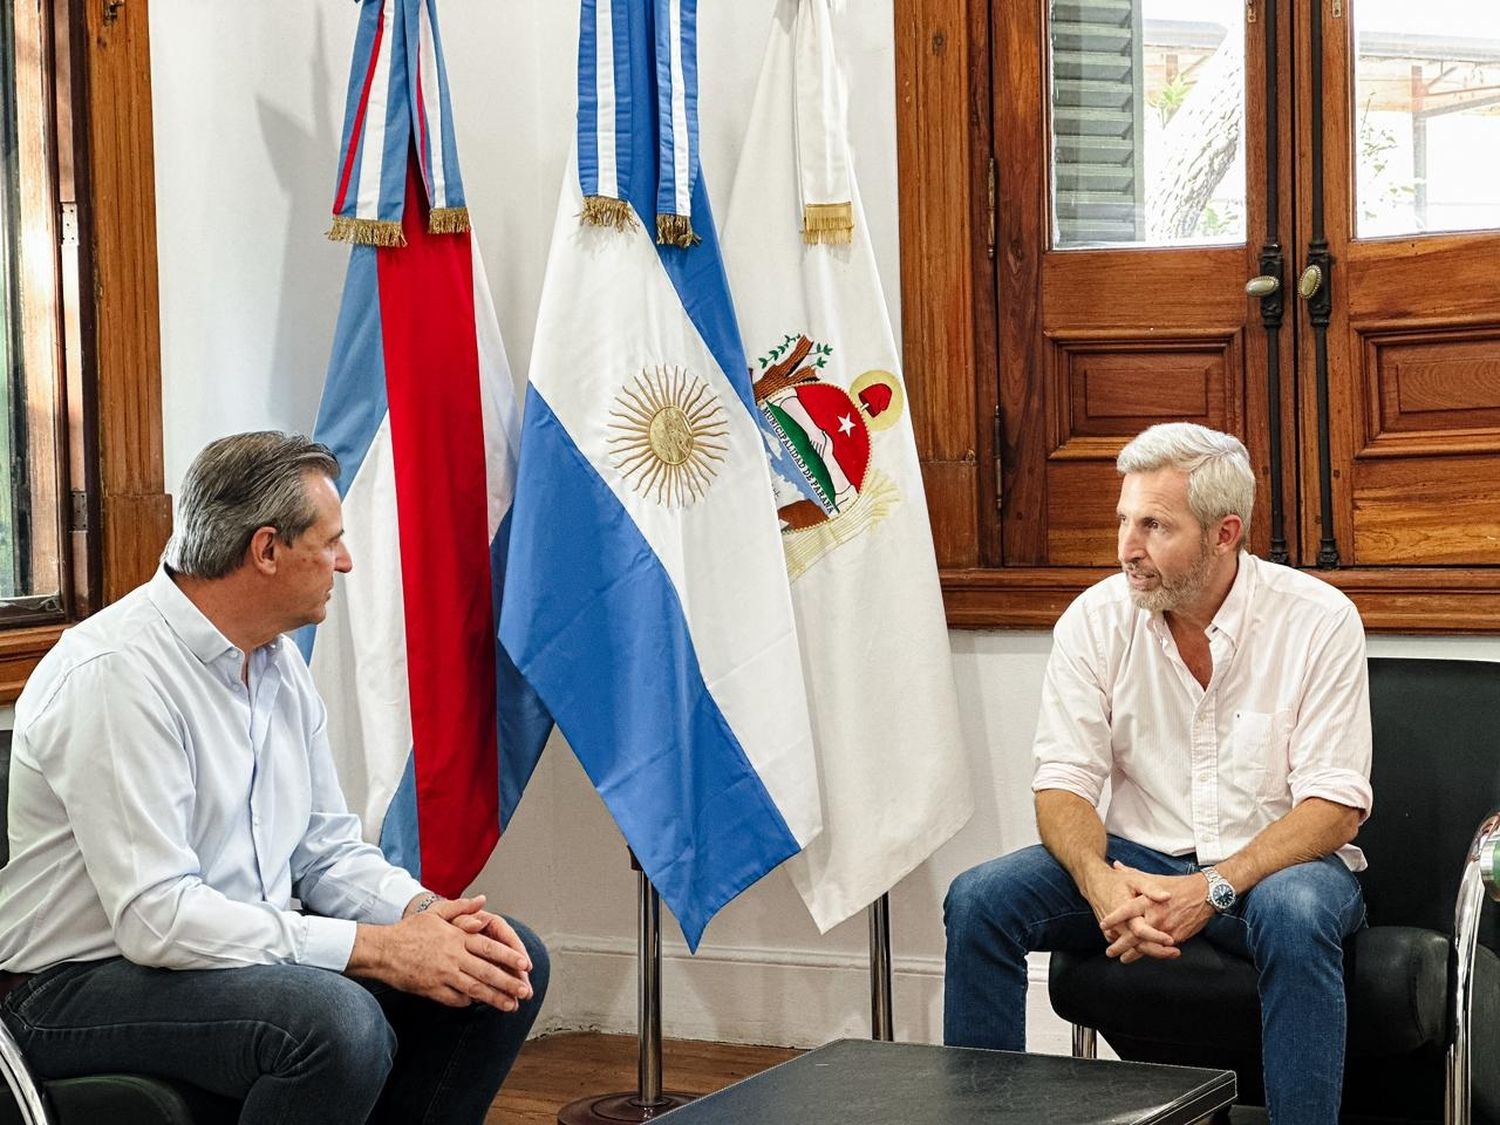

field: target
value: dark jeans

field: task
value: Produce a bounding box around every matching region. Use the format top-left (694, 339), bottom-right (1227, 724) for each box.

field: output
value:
top-left (0, 918), bottom-right (548, 1125)
top-left (943, 839), bottom-right (1365, 1125)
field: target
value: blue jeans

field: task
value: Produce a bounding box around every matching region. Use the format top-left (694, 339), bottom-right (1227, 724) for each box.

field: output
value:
top-left (0, 917), bottom-right (549, 1125)
top-left (943, 838), bottom-right (1365, 1125)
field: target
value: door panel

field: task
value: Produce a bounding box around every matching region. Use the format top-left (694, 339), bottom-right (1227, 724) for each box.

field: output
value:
top-left (998, 0), bottom-right (1275, 567)
top-left (1306, 0), bottom-right (1500, 566)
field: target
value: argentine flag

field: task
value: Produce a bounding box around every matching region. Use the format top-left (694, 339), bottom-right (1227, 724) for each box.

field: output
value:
top-left (500, 0), bottom-right (821, 950)
top-left (302, 0), bottom-right (552, 899)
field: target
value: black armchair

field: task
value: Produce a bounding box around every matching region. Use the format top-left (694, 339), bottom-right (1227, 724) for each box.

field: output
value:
top-left (1048, 657), bottom-right (1500, 1125)
top-left (0, 729), bottom-right (240, 1125)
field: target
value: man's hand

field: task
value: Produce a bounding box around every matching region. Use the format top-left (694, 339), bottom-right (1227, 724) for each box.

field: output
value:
top-left (1082, 864), bottom-right (1179, 963)
top-left (1099, 862), bottom-right (1215, 962)
top-left (348, 894), bottom-right (533, 1011)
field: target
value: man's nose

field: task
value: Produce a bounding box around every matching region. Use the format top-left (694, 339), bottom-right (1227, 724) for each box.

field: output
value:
top-left (1118, 526), bottom-right (1144, 561)
top-left (336, 543), bottom-right (353, 573)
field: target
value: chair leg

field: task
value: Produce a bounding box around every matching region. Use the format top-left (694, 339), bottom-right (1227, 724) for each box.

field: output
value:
top-left (1071, 1024), bottom-right (1097, 1059)
top-left (1447, 809), bottom-right (1500, 1125)
top-left (0, 1019), bottom-right (52, 1125)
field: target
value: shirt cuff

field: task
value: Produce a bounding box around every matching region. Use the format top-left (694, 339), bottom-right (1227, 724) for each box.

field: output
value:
top-left (1032, 763), bottom-right (1105, 805)
top-left (299, 915), bottom-right (358, 971)
top-left (1291, 768), bottom-right (1373, 823)
top-left (369, 873), bottom-right (428, 925)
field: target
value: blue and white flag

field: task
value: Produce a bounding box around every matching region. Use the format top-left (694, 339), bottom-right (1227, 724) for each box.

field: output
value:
top-left (500, 0), bottom-right (821, 950)
top-left (722, 0), bottom-right (972, 932)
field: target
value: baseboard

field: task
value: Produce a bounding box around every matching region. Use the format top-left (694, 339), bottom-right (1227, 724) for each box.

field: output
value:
top-left (533, 937), bottom-right (1089, 1056)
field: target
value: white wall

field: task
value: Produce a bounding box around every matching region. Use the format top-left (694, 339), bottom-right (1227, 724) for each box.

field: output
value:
top-left (147, 0), bottom-right (1500, 1055)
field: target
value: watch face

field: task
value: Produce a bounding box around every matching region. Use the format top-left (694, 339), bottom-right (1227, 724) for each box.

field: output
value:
top-left (1209, 881), bottom-right (1236, 910)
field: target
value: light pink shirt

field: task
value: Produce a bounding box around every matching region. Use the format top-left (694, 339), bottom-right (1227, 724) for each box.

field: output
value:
top-left (1032, 553), bottom-right (1373, 870)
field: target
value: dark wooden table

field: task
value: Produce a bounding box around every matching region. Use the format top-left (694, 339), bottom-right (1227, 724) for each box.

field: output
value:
top-left (658, 1039), bottom-right (1235, 1125)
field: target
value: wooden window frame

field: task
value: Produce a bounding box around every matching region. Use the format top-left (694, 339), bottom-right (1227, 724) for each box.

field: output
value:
top-left (894, 0), bottom-right (1500, 633)
top-left (0, 0), bottom-right (171, 701)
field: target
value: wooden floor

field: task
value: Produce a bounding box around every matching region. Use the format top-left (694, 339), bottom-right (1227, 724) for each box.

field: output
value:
top-left (489, 1032), bottom-right (802, 1124)
top-left (488, 1036), bottom-right (1299, 1124)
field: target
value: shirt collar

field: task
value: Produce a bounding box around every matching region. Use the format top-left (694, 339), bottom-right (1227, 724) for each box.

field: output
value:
top-left (146, 565), bottom-right (242, 668)
top-left (1139, 551), bottom-right (1257, 646)
top-left (1208, 551), bottom-right (1256, 646)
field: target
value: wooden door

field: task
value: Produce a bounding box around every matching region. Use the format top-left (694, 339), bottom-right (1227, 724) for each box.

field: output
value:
top-left (1298, 0), bottom-right (1500, 567)
top-left (997, 0), bottom-right (1295, 567)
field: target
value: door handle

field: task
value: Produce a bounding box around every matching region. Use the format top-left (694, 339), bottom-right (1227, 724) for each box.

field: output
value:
top-left (1245, 275), bottom-right (1280, 297)
top-left (1297, 264), bottom-right (1324, 299)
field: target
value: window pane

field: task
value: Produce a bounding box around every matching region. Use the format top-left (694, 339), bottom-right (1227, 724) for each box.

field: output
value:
top-left (1355, 1), bottom-right (1500, 238)
top-left (1, 0), bottom-right (63, 615)
top-left (1051, 0), bottom-right (1246, 249)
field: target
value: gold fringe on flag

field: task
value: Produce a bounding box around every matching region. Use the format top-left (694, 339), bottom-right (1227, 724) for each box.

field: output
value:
top-left (655, 213), bottom-right (701, 249)
top-left (327, 216), bottom-right (407, 248)
top-left (428, 207), bottom-right (471, 235)
top-left (580, 195), bottom-right (639, 231)
top-left (802, 202), bottom-right (854, 246)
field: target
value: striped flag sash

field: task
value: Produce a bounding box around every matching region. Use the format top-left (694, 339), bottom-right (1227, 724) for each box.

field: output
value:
top-left (330, 0), bottom-right (470, 246)
top-left (579, 0), bottom-right (700, 246)
top-left (793, 0), bottom-right (853, 245)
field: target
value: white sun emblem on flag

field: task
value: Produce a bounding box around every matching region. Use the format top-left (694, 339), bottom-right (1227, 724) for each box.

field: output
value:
top-left (607, 365), bottom-right (729, 507)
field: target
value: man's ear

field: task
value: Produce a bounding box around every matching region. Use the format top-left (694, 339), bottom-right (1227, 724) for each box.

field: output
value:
top-left (246, 525), bottom-right (280, 575)
top-left (1216, 514), bottom-right (1244, 553)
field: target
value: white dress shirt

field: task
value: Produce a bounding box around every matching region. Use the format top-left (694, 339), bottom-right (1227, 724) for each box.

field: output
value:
top-left (1032, 553), bottom-right (1373, 870)
top-left (0, 567), bottom-right (425, 973)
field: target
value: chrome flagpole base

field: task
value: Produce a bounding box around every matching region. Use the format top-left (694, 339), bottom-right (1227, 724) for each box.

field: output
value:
top-left (557, 1092), bottom-right (695, 1124)
top-left (557, 858), bottom-right (695, 1124)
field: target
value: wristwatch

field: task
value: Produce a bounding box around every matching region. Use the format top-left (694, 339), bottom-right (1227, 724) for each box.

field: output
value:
top-left (1202, 865), bottom-right (1237, 913)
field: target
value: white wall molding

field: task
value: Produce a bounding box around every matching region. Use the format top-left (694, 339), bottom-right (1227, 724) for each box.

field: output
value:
top-left (536, 935), bottom-right (1081, 1056)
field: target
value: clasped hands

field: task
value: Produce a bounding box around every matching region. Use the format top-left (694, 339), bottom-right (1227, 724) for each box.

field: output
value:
top-left (1091, 861), bottom-right (1215, 965)
top-left (358, 893), bottom-right (533, 1012)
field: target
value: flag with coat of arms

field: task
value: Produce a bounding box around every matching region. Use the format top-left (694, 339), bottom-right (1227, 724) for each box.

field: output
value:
top-left (300, 0), bottom-right (553, 899)
top-left (721, 0), bottom-right (973, 932)
top-left (498, 0), bottom-right (824, 951)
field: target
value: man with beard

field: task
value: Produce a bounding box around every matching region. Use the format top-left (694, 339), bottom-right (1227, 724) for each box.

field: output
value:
top-left (942, 423), bottom-right (1371, 1125)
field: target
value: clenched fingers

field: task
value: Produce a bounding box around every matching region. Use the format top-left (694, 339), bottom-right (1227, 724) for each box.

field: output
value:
top-left (454, 911), bottom-right (532, 967)
top-left (459, 949), bottom-right (532, 1002)
top-left (464, 931), bottom-right (532, 980)
top-left (1108, 931), bottom-right (1180, 961)
top-left (1099, 895), bottom-right (1173, 942)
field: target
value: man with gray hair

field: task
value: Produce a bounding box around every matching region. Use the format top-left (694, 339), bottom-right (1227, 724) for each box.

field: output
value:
top-left (944, 423), bottom-right (1372, 1125)
top-left (0, 431), bottom-right (547, 1124)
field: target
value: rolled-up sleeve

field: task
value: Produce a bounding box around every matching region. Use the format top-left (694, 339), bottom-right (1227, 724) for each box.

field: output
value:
top-left (1287, 605), bottom-right (1374, 821)
top-left (32, 656), bottom-right (360, 971)
top-left (1031, 598), bottom-right (1114, 806)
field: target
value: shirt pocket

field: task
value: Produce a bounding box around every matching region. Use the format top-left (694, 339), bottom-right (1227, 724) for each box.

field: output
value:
top-left (1229, 708), bottom-right (1292, 804)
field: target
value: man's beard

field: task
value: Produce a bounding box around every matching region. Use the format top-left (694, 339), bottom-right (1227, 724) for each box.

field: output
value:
top-left (1125, 534), bottom-right (1214, 614)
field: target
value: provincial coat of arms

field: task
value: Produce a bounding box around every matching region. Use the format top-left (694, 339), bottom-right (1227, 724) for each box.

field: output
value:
top-left (753, 333), bottom-right (905, 578)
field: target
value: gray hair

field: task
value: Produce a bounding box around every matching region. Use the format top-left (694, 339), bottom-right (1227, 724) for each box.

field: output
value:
top-left (166, 432), bottom-right (341, 579)
top-left (1116, 423), bottom-right (1254, 546)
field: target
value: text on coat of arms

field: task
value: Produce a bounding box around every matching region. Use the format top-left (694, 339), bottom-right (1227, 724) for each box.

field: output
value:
top-left (753, 333), bottom-right (905, 578)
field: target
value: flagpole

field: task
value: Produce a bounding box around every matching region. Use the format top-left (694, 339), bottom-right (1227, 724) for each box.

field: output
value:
top-left (868, 894), bottom-right (894, 1040)
top-left (557, 857), bottom-right (694, 1125)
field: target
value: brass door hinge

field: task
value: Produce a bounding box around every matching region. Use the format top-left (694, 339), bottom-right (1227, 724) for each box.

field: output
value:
top-left (992, 404), bottom-right (1004, 512)
top-left (59, 202), bottom-right (78, 248)
top-left (69, 490), bottom-right (89, 533)
top-left (986, 156), bottom-right (997, 261)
